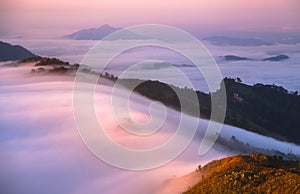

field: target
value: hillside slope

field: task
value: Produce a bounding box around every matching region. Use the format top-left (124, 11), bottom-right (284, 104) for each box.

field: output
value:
top-left (218, 78), bottom-right (300, 144)
top-left (0, 41), bottom-right (36, 61)
top-left (185, 153), bottom-right (300, 194)
top-left (118, 77), bottom-right (300, 144)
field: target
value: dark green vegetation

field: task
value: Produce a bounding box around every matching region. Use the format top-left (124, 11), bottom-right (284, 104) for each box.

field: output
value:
top-left (116, 79), bottom-right (210, 118)
top-left (34, 57), bottom-right (71, 66)
top-left (26, 57), bottom-right (300, 144)
top-left (221, 78), bottom-right (300, 144)
top-left (117, 77), bottom-right (300, 145)
top-left (0, 41), bottom-right (36, 61)
top-left (29, 57), bottom-right (79, 74)
top-left (184, 153), bottom-right (300, 194)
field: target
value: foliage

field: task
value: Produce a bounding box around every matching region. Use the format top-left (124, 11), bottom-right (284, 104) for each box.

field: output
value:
top-left (118, 77), bottom-right (300, 144)
top-left (30, 57), bottom-right (79, 74)
top-left (219, 77), bottom-right (300, 144)
top-left (35, 57), bottom-right (70, 66)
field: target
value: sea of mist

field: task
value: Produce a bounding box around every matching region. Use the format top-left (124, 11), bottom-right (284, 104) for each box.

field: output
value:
top-left (3, 38), bottom-right (300, 93)
top-left (0, 64), bottom-right (231, 194)
top-left (1, 61), bottom-right (300, 194)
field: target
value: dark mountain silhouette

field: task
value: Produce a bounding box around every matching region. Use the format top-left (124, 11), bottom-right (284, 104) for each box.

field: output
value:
top-left (63, 24), bottom-right (119, 40)
top-left (0, 41), bottom-right (36, 62)
top-left (63, 24), bottom-right (149, 40)
top-left (203, 36), bottom-right (274, 46)
top-left (215, 78), bottom-right (300, 144)
top-left (224, 55), bottom-right (251, 61)
top-left (221, 54), bottom-right (290, 61)
top-left (262, 55), bottom-right (289, 61)
top-left (115, 77), bottom-right (300, 145)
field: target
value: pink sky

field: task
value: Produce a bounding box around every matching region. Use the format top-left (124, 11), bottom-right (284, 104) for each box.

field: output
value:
top-left (1, 0), bottom-right (300, 37)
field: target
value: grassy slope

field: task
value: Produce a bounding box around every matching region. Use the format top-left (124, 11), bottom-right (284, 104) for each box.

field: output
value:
top-left (184, 153), bottom-right (300, 194)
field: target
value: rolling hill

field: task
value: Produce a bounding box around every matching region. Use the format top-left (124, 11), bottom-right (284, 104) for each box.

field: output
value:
top-left (184, 153), bottom-right (300, 193)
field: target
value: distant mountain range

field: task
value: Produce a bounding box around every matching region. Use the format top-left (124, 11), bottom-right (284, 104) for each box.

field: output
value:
top-left (222, 54), bottom-right (289, 62)
top-left (243, 32), bottom-right (300, 45)
top-left (63, 24), bottom-right (149, 40)
top-left (0, 41), bottom-right (36, 62)
top-left (262, 54), bottom-right (289, 61)
top-left (62, 24), bottom-right (300, 45)
top-left (203, 36), bottom-right (274, 46)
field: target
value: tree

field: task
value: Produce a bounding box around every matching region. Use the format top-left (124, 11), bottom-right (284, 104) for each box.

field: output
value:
top-left (236, 77), bottom-right (242, 83)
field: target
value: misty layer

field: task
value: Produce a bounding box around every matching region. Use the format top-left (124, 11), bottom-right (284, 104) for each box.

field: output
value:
top-left (0, 62), bottom-right (299, 194)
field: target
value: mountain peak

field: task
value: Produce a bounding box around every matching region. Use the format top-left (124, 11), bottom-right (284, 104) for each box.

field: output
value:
top-left (97, 24), bottom-right (119, 30)
top-left (0, 41), bottom-right (36, 62)
top-left (63, 24), bottom-right (149, 40)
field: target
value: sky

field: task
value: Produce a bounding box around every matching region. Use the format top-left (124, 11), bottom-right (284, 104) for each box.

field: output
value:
top-left (1, 0), bottom-right (300, 37)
